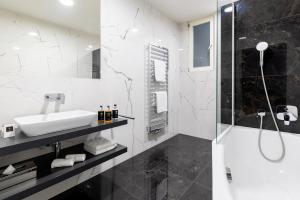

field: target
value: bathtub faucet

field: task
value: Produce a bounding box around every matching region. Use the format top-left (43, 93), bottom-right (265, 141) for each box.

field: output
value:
top-left (276, 105), bottom-right (298, 126)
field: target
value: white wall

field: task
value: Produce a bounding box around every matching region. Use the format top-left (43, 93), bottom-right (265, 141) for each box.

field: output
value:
top-left (178, 19), bottom-right (216, 140)
top-left (0, 9), bottom-right (100, 79)
top-left (21, 0), bottom-right (182, 199)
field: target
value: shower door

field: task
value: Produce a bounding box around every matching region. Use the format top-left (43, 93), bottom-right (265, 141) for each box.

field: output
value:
top-left (217, 0), bottom-right (296, 140)
top-left (216, 0), bottom-right (236, 142)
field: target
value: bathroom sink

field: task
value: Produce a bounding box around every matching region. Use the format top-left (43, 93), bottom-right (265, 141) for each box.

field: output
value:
top-left (14, 110), bottom-right (97, 137)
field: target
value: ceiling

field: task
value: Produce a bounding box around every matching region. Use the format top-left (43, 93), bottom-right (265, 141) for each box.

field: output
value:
top-left (0, 0), bottom-right (100, 35)
top-left (150, 0), bottom-right (217, 23)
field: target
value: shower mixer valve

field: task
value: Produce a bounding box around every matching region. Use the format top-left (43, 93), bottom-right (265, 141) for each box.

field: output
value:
top-left (276, 105), bottom-right (298, 126)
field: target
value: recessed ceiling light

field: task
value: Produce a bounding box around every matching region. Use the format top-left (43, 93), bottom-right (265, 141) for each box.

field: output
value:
top-left (178, 48), bottom-right (184, 51)
top-left (12, 46), bottom-right (20, 51)
top-left (86, 45), bottom-right (93, 51)
top-left (28, 31), bottom-right (38, 37)
top-left (224, 6), bottom-right (233, 13)
top-left (59, 0), bottom-right (74, 7)
top-left (238, 37), bottom-right (247, 40)
top-left (130, 27), bottom-right (139, 33)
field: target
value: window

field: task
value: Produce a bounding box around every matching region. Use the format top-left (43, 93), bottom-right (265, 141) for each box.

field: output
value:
top-left (189, 17), bottom-right (214, 71)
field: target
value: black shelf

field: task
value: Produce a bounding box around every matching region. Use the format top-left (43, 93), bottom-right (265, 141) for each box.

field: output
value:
top-left (0, 118), bottom-right (128, 157)
top-left (0, 143), bottom-right (127, 200)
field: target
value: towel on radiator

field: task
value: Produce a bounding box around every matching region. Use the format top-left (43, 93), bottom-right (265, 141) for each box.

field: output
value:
top-left (154, 59), bottom-right (167, 82)
top-left (154, 91), bottom-right (168, 113)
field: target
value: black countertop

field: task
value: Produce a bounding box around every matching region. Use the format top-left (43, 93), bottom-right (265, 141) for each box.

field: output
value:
top-left (0, 118), bottom-right (128, 157)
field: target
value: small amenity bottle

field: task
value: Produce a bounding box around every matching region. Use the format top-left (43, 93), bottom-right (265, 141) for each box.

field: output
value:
top-left (98, 106), bottom-right (105, 123)
top-left (105, 106), bottom-right (112, 123)
top-left (112, 104), bottom-right (118, 119)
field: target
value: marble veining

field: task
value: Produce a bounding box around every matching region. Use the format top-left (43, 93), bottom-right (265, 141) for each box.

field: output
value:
top-left (16, 0), bottom-right (183, 199)
top-left (0, 9), bottom-right (100, 79)
top-left (177, 23), bottom-right (216, 140)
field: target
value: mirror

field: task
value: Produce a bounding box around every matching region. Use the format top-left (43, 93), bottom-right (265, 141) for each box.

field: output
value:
top-left (0, 0), bottom-right (101, 79)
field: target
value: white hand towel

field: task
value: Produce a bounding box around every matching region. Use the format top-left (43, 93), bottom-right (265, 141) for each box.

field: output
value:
top-left (85, 137), bottom-right (113, 151)
top-left (154, 59), bottom-right (166, 82)
top-left (65, 154), bottom-right (86, 162)
top-left (84, 143), bottom-right (117, 156)
top-left (51, 159), bottom-right (74, 169)
top-left (154, 91), bottom-right (168, 113)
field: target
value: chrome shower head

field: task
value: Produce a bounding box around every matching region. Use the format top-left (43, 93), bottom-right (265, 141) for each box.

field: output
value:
top-left (256, 42), bottom-right (268, 52)
top-left (256, 42), bottom-right (268, 67)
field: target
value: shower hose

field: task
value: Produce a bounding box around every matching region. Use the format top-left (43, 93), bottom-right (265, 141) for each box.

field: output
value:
top-left (258, 64), bottom-right (285, 162)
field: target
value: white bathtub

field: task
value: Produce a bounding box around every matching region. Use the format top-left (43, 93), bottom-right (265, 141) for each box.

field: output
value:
top-left (213, 125), bottom-right (300, 200)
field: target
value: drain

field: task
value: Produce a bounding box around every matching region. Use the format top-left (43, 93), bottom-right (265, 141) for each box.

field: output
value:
top-left (226, 167), bottom-right (233, 183)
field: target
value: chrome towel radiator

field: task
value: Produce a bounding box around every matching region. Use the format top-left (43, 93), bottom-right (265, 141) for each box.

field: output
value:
top-left (145, 44), bottom-right (169, 135)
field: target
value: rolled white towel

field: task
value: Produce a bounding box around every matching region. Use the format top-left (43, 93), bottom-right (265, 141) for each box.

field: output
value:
top-left (51, 159), bottom-right (74, 169)
top-left (65, 154), bottom-right (86, 162)
top-left (2, 165), bottom-right (16, 175)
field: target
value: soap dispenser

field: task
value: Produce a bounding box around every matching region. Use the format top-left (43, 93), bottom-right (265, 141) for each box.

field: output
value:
top-left (98, 106), bottom-right (105, 123)
top-left (105, 106), bottom-right (112, 123)
top-left (112, 104), bottom-right (118, 119)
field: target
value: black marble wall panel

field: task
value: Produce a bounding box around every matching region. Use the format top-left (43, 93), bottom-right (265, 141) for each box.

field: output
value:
top-left (221, 0), bottom-right (300, 133)
top-left (221, 5), bottom-right (233, 125)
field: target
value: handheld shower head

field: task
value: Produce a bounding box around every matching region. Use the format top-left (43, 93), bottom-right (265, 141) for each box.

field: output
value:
top-left (256, 42), bottom-right (269, 52)
top-left (256, 42), bottom-right (268, 67)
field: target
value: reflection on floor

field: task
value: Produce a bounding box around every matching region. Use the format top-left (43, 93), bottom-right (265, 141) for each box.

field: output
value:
top-left (51, 134), bottom-right (212, 200)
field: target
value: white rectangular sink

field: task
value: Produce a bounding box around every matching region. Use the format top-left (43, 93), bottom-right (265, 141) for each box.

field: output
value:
top-left (14, 110), bottom-right (97, 137)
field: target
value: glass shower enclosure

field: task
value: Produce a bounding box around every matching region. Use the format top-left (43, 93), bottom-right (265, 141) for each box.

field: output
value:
top-left (215, 0), bottom-right (300, 199)
top-left (216, 0), bottom-right (298, 139)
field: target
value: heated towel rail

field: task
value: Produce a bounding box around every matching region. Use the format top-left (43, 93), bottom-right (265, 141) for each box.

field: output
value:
top-left (145, 44), bottom-right (169, 135)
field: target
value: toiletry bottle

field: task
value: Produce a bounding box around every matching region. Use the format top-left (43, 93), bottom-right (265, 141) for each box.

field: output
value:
top-left (112, 104), bottom-right (118, 119)
top-left (98, 106), bottom-right (105, 123)
top-left (105, 106), bottom-right (112, 123)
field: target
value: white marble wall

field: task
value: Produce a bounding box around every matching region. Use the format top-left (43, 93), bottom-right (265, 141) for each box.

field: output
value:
top-left (0, 9), bottom-right (100, 79)
top-left (23, 0), bottom-right (182, 199)
top-left (178, 22), bottom-right (217, 140)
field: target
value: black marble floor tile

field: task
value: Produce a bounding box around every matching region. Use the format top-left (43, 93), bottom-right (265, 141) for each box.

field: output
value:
top-left (179, 183), bottom-right (212, 200)
top-left (195, 162), bottom-right (212, 191)
top-left (51, 174), bottom-right (138, 200)
top-left (52, 134), bottom-right (212, 200)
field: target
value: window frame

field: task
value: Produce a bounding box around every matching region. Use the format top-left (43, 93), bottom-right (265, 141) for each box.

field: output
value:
top-left (189, 16), bottom-right (215, 72)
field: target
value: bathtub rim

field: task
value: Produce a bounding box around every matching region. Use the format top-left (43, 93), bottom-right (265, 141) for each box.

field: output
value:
top-left (212, 124), bottom-right (300, 200)
top-left (212, 124), bottom-right (234, 200)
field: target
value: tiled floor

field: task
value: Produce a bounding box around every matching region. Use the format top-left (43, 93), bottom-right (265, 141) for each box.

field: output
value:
top-left (52, 134), bottom-right (212, 200)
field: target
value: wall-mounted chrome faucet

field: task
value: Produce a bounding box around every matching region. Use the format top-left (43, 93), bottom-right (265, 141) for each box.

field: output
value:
top-left (44, 93), bottom-right (65, 104)
top-left (41, 93), bottom-right (65, 114)
top-left (276, 105), bottom-right (298, 125)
